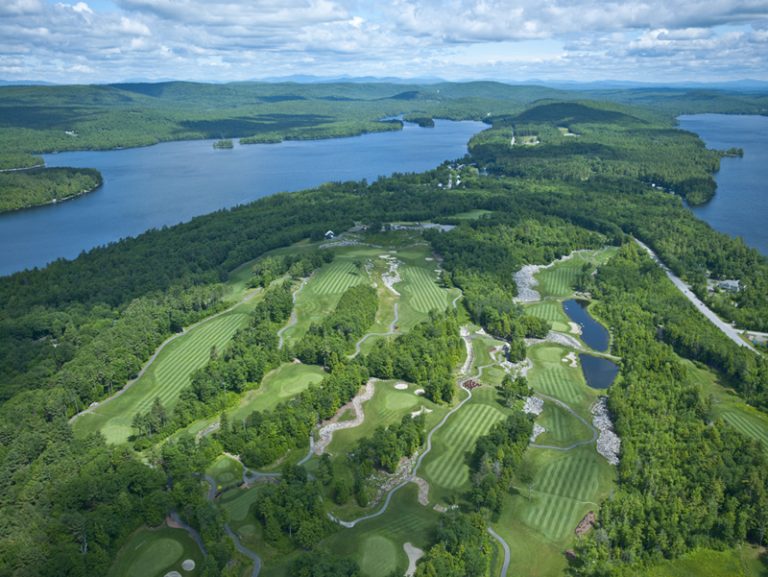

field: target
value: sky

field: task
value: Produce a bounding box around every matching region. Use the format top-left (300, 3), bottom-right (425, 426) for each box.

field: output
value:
top-left (0, 0), bottom-right (767, 84)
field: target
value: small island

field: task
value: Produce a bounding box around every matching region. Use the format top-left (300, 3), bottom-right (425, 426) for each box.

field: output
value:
top-left (213, 139), bottom-right (234, 149)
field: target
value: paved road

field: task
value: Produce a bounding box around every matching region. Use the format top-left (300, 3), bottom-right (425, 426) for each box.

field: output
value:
top-left (487, 526), bottom-right (511, 577)
top-left (634, 238), bottom-right (757, 353)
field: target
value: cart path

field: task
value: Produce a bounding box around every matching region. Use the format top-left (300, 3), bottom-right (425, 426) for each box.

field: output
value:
top-left (349, 303), bottom-right (400, 358)
top-left (276, 277), bottom-right (309, 350)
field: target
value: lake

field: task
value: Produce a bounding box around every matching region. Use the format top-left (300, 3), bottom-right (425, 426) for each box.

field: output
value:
top-left (579, 354), bottom-right (619, 390)
top-left (0, 120), bottom-right (485, 276)
top-left (677, 114), bottom-right (768, 256)
top-left (563, 299), bottom-right (610, 352)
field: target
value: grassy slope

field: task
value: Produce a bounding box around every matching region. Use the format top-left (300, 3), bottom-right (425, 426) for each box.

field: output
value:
top-left (72, 308), bottom-right (250, 444)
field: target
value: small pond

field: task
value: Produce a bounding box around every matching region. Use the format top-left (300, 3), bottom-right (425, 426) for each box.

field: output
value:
top-left (579, 354), bottom-right (619, 389)
top-left (563, 299), bottom-right (610, 352)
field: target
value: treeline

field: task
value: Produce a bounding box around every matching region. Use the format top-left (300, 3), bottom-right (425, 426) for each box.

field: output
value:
top-left (0, 167), bottom-right (102, 213)
top-left (294, 284), bottom-right (378, 366)
top-left (467, 412), bottom-right (533, 515)
top-left (572, 244), bottom-right (768, 574)
top-left (217, 363), bottom-right (369, 468)
top-left (33, 285), bottom-right (224, 416)
top-left (414, 511), bottom-right (493, 577)
top-left (249, 250), bottom-right (333, 288)
top-left (366, 311), bottom-right (462, 403)
top-left (131, 283), bottom-right (294, 444)
top-left (352, 414), bottom-right (426, 474)
top-left (252, 465), bottom-right (333, 550)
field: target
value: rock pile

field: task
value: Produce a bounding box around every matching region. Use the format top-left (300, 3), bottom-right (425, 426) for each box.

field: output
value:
top-left (523, 396), bottom-right (544, 416)
top-left (592, 397), bottom-right (620, 465)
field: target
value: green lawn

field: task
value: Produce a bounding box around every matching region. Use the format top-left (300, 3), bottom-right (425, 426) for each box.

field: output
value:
top-left (107, 526), bottom-right (204, 577)
top-left (228, 362), bottom-right (327, 422)
top-left (528, 344), bottom-right (596, 409)
top-left (207, 454), bottom-right (244, 489)
top-left (421, 386), bottom-right (508, 501)
top-left (536, 248), bottom-right (616, 299)
top-left (73, 309), bottom-right (249, 444)
top-left (526, 300), bottom-right (571, 333)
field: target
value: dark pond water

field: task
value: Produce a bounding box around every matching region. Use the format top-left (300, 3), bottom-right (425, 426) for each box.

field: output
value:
top-left (677, 114), bottom-right (768, 256)
top-left (579, 354), bottom-right (619, 389)
top-left (563, 299), bottom-right (610, 352)
top-left (0, 119), bottom-right (485, 276)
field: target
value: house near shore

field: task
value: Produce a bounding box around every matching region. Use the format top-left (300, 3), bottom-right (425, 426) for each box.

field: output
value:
top-left (324, 230), bottom-right (335, 240)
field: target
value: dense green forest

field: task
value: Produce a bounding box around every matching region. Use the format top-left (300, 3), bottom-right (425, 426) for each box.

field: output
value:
top-left (0, 167), bottom-right (102, 213)
top-left (572, 244), bottom-right (768, 574)
top-left (1, 88), bottom-right (768, 576)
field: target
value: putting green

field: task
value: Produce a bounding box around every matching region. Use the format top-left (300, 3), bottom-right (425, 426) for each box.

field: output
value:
top-left (360, 535), bottom-right (398, 577)
top-left (108, 527), bottom-right (202, 577)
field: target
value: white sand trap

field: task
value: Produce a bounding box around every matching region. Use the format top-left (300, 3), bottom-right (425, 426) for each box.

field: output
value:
top-left (394, 383), bottom-right (409, 390)
top-left (164, 572), bottom-right (182, 577)
top-left (425, 257), bottom-right (434, 261)
top-left (404, 542), bottom-right (425, 577)
top-left (410, 406), bottom-right (433, 418)
top-left (182, 559), bottom-right (196, 571)
top-left (563, 351), bottom-right (578, 368)
top-left (414, 388), bottom-right (425, 396)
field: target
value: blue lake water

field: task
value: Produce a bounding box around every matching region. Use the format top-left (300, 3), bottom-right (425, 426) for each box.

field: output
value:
top-left (563, 299), bottom-right (610, 352)
top-left (677, 114), bottom-right (768, 256)
top-left (579, 354), bottom-right (619, 389)
top-left (0, 120), bottom-right (485, 276)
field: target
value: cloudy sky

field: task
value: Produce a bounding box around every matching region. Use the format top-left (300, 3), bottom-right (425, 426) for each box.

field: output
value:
top-left (1, 0), bottom-right (767, 84)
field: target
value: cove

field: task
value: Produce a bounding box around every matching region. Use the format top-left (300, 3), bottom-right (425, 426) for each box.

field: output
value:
top-left (677, 114), bottom-right (768, 256)
top-left (579, 354), bottom-right (619, 390)
top-left (0, 119), bottom-right (485, 276)
top-left (563, 299), bottom-right (610, 352)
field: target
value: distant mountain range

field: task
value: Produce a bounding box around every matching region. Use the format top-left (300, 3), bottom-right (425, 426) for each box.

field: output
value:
top-left (2, 76), bottom-right (767, 91)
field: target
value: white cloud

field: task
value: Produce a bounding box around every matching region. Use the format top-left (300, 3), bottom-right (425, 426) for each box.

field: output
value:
top-left (0, 0), bottom-right (765, 83)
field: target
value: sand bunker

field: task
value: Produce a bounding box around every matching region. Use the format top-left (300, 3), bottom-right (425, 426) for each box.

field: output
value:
top-left (182, 559), bottom-right (196, 571)
top-left (404, 543), bottom-right (425, 577)
top-left (563, 351), bottom-right (578, 368)
top-left (414, 388), bottom-right (425, 396)
top-left (164, 573), bottom-right (182, 577)
top-left (394, 383), bottom-right (409, 390)
top-left (410, 406), bottom-right (433, 418)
